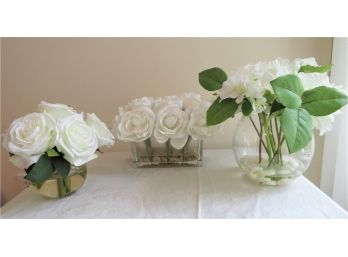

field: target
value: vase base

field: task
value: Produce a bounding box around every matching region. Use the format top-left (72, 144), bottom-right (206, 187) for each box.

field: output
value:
top-left (132, 156), bottom-right (202, 168)
top-left (238, 156), bottom-right (304, 185)
top-left (33, 167), bottom-right (87, 198)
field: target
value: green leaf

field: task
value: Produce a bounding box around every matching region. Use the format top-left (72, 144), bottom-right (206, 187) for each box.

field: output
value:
top-left (299, 64), bottom-right (332, 73)
top-left (199, 67), bottom-right (227, 91)
top-left (264, 90), bottom-right (276, 103)
top-left (280, 108), bottom-right (313, 154)
top-left (47, 148), bottom-right (60, 157)
top-left (52, 156), bottom-right (71, 177)
top-left (24, 163), bottom-right (35, 174)
top-left (24, 154), bottom-right (54, 184)
top-left (302, 86), bottom-right (348, 116)
top-left (242, 100), bottom-right (253, 116)
top-left (270, 101), bottom-right (285, 114)
top-left (271, 74), bottom-right (304, 109)
top-left (206, 97), bottom-right (238, 126)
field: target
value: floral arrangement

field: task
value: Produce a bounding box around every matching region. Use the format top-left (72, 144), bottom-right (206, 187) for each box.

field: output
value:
top-left (112, 93), bottom-right (220, 165)
top-left (3, 102), bottom-right (115, 185)
top-left (199, 57), bottom-right (348, 170)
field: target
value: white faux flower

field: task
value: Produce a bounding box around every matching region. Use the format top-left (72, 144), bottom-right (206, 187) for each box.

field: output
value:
top-left (38, 101), bottom-right (76, 120)
top-left (113, 106), bottom-right (155, 143)
top-left (218, 58), bottom-right (292, 105)
top-left (187, 101), bottom-right (219, 140)
top-left (9, 155), bottom-right (43, 170)
top-left (154, 95), bottom-right (183, 111)
top-left (291, 57), bottom-right (331, 90)
top-left (154, 104), bottom-right (189, 149)
top-left (292, 57), bottom-right (318, 72)
top-left (86, 113), bottom-right (114, 147)
top-left (182, 92), bottom-right (202, 115)
top-left (312, 110), bottom-right (341, 136)
top-left (125, 96), bottom-right (155, 110)
top-left (298, 73), bottom-right (331, 90)
top-left (56, 114), bottom-right (98, 166)
top-left (244, 80), bottom-right (265, 99)
top-left (257, 58), bottom-right (293, 81)
top-left (3, 112), bottom-right (57, 168)
top-left (218, 73), bottom-right (247, 103)
top-left (248, 97), bottom-right (267, 113)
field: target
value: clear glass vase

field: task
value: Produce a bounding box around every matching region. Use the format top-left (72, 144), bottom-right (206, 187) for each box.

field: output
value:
top-left (233, 114), bottom-right (315, 185)
top-left (29, 165), bottom-right (87, 198)
top-left (130, 136), bottom-right (203, 167)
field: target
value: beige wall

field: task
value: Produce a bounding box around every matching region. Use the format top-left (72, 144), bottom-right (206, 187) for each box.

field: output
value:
top-left (1, 38), bottom-right (332, 205)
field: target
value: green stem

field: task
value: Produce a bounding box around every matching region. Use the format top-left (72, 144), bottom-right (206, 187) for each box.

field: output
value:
top-left (259, 113), bottom-right (273, 161)
top-left (182, 136), bottom-right (191, 161)
top-left (63, 176), bottom-right (71, 194)
top-left (269, 117), bottom-right (277, 156)
top-left (275, 117), bottom-right (280, 164)
top-left (259, 120), bottom-right (263, 164)
top-left (165, 140), bottom-right (171, 162)
top-left (250, 117), bottom-right (267, 150)
top-left (267, 136), bottom-right (285, 168)
top-left (279, 131), bottom-right (283, 165)
top-left (144, 138), bottom-right (153, 162)
top-left (57, 177), bottom-right (66, 197)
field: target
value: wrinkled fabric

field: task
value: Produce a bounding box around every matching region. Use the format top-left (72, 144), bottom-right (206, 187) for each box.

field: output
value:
top-left (2, 150), bottom-right (348, 219)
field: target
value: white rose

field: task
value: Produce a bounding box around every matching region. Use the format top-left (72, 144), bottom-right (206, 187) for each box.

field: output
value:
top-left (182, 92), bottom-right (202, 115)
top-left (86, 113), bottom-right (114, 148)
top-left (113, 107), bottom-right (155, 143)
top-left (3, 112), bottom-right (57, 168)
top-left (56, 114), bottom-right (98, 166)
top-left (154, 104), bottom-right (189, 149)
top-left (154, 96), bottom-right (183, 111)
top-left (187, 101), bottom-right (219, 140)
top-left (38, 101), bottom-right (76, 120)
top-left (9, 155), bottom-right (43, 169)
top-left (124, 96), bottom-right (155, 111)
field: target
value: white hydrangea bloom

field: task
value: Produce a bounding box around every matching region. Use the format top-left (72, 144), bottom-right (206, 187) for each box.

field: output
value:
top-left (218, 57), bottom-right (294, 112)
top-left (312, 110), bottom-right (341, 136)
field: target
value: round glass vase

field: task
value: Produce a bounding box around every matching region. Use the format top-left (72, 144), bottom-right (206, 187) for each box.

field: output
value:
top-left (233, 114), bottom-right (315, 185)
top-left (30, 165), bottom-right (87, 198)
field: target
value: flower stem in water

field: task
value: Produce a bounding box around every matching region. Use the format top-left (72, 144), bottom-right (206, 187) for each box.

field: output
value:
top-left (165, 140), bottom-right (171, 162)
top-left (144, 138), bottom-right (153, 162)
top-left (182, 136), bottom-right (191, 161)
top-left (57, 177), bottom-right (66, 197)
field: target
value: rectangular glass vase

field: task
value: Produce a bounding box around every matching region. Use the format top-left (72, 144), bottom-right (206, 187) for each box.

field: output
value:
top-left (130, 137), bottom-right (203, 167)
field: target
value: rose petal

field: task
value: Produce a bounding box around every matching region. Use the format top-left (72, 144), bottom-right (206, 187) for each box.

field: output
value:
top-left (63, 153), bottom-right (98, 166)
top-left (9, 154), bottom-right (41, 169)
top-left (170, 134), bottom-right (189, 150)
top-left (154, 128), bottom-right (169, 144)
top-left (86, 113), bottom-right (114, 147)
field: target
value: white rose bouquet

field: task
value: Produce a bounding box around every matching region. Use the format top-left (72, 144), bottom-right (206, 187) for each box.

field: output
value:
top-left (112, 93), bottom-right (220, 166)
top-left (198, 57), bottom-right (348, 184)
top-left (3, 101), bottom-right (114, 186)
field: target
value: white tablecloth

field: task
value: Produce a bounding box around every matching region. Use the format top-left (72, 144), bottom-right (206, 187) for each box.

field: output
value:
top-left (1, 150), bottom-right (347, 218)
